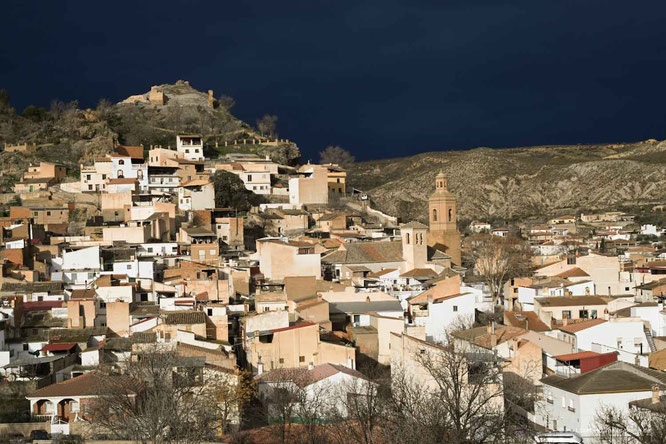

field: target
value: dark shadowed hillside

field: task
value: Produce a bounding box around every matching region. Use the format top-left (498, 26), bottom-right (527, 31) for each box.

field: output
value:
top-left (348, 140), bottom-right (666, 223)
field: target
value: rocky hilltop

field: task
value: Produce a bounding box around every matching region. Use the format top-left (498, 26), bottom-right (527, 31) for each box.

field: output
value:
top-left (0, 82), bottom-right (300, 190)
top-left (348, 140), bottom-right (666, 223)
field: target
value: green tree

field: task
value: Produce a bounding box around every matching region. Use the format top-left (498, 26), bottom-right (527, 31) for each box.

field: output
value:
top-left (212, 170), bottom-right (266, 211)
top-left (21, 105), bottom-right (48, 122)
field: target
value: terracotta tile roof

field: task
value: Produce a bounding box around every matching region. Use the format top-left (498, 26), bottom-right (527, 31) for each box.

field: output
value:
top-left (541, 361), bottom-right (666, 394)
top-left (452, 325), bottom-right (528, 349)
top-left (107, 178), bottom-right (137, 184)
top-left (114, 145), bottom-right (144, 160)
top-left (322, 241), bottom-right (403, 265)
top-left (556, 267), bottom-right (590, 278)
top-left (536, 296), bottom-right (608, 307)
top-left (367, 268), bottom-right (398, 278)
top-left (504, 311), bottom-right (551, 332)
top-left (27, 372), bottom-right (132, 399)
top-left (557, 319), bottom-right (607, 333)
top-left (555, 351), bottom-right (603, 361)
top-left (400, 268), bottom-right (438, 279)
top-left (41, 342), bottom-right (77, 352)
top-left (70, 288), bottom-right (95, 299)
top-left (163, 311), bottom-right (206, 325)
top-left (23, 301), bottom-right (64, 312)
top-left (401, 221), bottom-right (429, 230)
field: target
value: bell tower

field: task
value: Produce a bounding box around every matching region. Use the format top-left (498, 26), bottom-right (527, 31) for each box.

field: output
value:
top-left (428, 171), bottom-right (461, 265)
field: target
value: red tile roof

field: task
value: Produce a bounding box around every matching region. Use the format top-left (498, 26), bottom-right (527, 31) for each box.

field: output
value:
top-left (23, 301), bottom-right (63, 312)
top-left (555, 351), bottom-right (602, 361)
top-left (558, 319), bottom-right (607, 333)
top-left (41, 342), bottom-right (77, 352)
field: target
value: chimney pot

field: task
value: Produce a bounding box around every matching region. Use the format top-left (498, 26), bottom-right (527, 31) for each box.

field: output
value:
top-left (653, 385), bottom-right (661, 404)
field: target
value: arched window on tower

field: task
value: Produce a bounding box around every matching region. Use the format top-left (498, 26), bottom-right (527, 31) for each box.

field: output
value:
top-left (448, 209), bottom-right (453, 222)
top-left (406, 233), bottom-right (410, 244)
top-left (433, 209), bottom-right (437, 221)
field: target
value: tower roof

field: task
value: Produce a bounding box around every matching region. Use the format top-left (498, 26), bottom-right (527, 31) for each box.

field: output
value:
top-left (401, 221), bottom-right (429, 230)
top-left (431, 171), bottom-right (455, 200)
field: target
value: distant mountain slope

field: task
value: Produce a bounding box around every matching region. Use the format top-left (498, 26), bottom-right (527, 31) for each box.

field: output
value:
top-left (347, 140), bottom-right (666, 223)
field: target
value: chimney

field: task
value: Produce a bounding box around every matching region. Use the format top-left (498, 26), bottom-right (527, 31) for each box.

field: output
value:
top-left (652, 385), bottom-right (660, 404)
top-left (563, 317), bottom-right (569, 326)
top-left (308, 362), bottom-right (314, 370)
top-left (208, 90), bottom-right (214, 108)
top-left (257, 361), bottom-right (263, 375)
top-left (490, 332), bottom-right (498, 348)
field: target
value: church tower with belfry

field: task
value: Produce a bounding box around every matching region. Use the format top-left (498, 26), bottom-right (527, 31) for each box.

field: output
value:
top-left (428, 171), bottom-right (461, 265)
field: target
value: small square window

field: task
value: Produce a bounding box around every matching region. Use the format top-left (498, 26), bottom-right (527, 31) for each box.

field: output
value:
top-left (453, 306), bottom-right (458, 312)
top-left (279, 358), bottom-right (284, 364)
top-left (299, 356), bottom-right (305, 363)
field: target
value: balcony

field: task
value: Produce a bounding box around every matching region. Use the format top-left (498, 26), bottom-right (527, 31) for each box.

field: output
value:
top-left (31, 414), bottom-right (53, 422)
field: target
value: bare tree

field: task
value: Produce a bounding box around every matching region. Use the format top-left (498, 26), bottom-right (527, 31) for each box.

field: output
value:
top-left (208, 368), bottom-right (255, 435)
top-left (595, 403), bottom-right (666, 444)
top-left (378, 328), bottom-right (537, 444)
top-left (472, 235), bottom-right (534, 305)
top-left (89, 346), bottom-right (218, 443)
top-left (329, 375), bottom-right (383, 444)
top-left (256, 114), bottom-right (278, 137)
top-left (319, 146), bottom-right (355, 169)
top-left (218, 94), bottom-right (236, 112)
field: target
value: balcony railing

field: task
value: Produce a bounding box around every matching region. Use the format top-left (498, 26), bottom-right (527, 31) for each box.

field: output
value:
top-left (31, 414), bottom-right (53, 422)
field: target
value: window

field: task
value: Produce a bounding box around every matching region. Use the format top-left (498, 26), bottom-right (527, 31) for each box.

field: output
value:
top-left (590, 309), bottom-right (597, 319)
top-left (433, 209), bottom-right (437, 221)
top-left (102, 174), bottom-right (106, 180)
top-left (406, 233), bottom-right (410, 244)
top-left (127, 264), bottom-right (132, 270)
top-left (207, 309), bottom-right (213, 316)
top-left (299, 356), bottom-right (305, 363)
top-left (617, 338), bottom-right (623, 349)
top-left (248, 174), bottom-right (253, 182)
top-left (185, 149), bottom-right (190, 153)
top-left (453, 305), bottom-right (458, 312)
top-left (279, 358), bottom-right (284, 364)
top-left (210, 249), bottom-right (216, 255)
top-left (448, 208), bottom-right (453, 222)
top-left (100, 302), bottom-right (106, 309)
top-left (562, 310), bottom-right (571, 319)
top-left (561, 397), bottom-right (566, 408)
top-left (568, 400), bottom-right (575, 412)
top-left (118, 159), bottom-right (125, 165)
top-left (88, 185), bottom-right (93, 190)
top-left (46, 211), bottom-right (51, 216)
top-left (23, 344), bottom-right (28, 351)
top-left (86, 174), bottom-right (91, 180)
top-left (118, 170), bottom-right (124, 178)
top-left (579, 310), bottom-right (588, 319)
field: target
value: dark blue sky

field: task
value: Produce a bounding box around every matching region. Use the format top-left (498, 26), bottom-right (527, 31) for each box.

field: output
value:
top-left (3, 1), bottom-right (666, 161)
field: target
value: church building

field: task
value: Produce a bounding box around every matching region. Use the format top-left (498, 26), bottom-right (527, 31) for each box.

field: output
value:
top-left (428, 171), bottom-right (462, 265)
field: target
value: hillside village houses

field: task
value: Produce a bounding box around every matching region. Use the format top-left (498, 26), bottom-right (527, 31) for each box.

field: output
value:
top-left (1, 132), bottom-right (666, 441)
